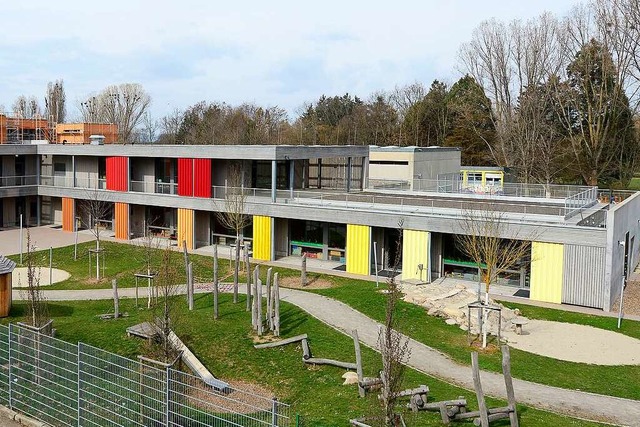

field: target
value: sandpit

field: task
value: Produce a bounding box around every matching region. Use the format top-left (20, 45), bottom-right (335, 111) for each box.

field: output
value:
top-left (11, 267), bottom-right (70, 288)
top-left (502, 319), bottom-right (640, 365)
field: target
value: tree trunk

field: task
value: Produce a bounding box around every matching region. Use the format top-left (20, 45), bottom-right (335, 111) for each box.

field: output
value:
top-left (95, 238), bottom-right (100, 280)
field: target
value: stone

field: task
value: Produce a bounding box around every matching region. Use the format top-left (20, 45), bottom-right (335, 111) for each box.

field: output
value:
top-left (445, 318), bottom-right (457, 326)
top-left (342, 371), bottom-right (359, 385)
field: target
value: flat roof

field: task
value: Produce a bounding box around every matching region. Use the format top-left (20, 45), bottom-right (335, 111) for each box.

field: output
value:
top-left (370, 145), bottom-right (460, 153)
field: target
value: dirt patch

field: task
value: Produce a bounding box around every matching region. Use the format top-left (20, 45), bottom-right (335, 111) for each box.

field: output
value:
top-left (278, 275), bottom-right (334, 289)
top-left (188, 378), bottom-right (275, 414)
top-left (611, 280), bottom-right (640, 316)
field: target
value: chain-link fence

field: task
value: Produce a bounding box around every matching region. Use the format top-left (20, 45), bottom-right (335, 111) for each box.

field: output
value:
top-left (0, 324), bottom-right (290, 427)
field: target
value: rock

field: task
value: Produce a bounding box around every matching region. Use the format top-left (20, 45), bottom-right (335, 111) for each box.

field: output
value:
top-left (427, 307), bottom-right (438, 316)
top-left (441, 307), bottom-right (463, 319)
top-left (459, 324), bottom-right (468, 331)
top-left (445, 318), bottom-right (457, 326)
top-left (455, 284), bottom-right (467, 290)
top-left (342, 371), bottom-right (359, 385)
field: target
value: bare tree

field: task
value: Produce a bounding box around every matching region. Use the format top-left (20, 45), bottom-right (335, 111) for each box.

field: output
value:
top-left (457, 207), bottom-right (534, 347)
top-left (216, 164), bottom-right (251, 303)
top-left (379, 223), bottom-right (411, 426)
top-left (153, 246), bottom-right (181, 363)
top-left (45, 79), bottom-right (66, 123)
top-left (24, 230), bottom-right (48, 328)
top-left (78, 189), bottom-right (113, 280)
top-left (79, 83), bottom-right (151, 143)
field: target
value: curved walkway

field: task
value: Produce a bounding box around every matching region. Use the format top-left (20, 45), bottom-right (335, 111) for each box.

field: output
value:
top-left (20, 286), bottom-right (640, 426)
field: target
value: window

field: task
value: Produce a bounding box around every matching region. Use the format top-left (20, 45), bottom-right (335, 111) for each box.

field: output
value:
top-left (54, 162), bottom-right (66, 173)
top-left (467, 172), bottom-right (482, 183)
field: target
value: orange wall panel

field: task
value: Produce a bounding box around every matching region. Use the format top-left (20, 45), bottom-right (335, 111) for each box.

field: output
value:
top-left (62, 198), bottom-right (75, 232)
top-left (177, 208), bottom-right (194, 250)
top-left (114, 202), bottom-right (129, 240)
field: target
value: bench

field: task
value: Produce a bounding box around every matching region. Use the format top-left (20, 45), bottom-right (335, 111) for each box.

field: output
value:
top-left (511, 317), bottom-right (528, 335)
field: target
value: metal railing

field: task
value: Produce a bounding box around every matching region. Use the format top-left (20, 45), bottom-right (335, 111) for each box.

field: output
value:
top-left (0, 174), bottom-right (38, 187)
top-left (0, 324), bottom-right (290, 427)
top-left (130, 180), bottom-right (178, 195)
top-left (564, 187), bottom-right (599, 219)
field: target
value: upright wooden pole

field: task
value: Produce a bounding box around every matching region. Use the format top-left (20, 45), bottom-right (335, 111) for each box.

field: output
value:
top-left (252, 266), bottom-right (259, 330)
top-left (301, 253), bottom-right (307, 286)
top-left (257, 278), bottom-right (263, 336)
top-left (188, 262), bottom-right (194, 311)
top-left (112, 279), bottom-right (119, 319)
top-left (274, 272), bottom-right (280, 337)
top-left (266, 267), bottom-right (272, 328)
top-left (471, 352), bottom-right (489, 427)
top-left (501, 346), bottom-right (519, 427)
top-left (245, 244), bottom-right (251, 312)
top-left (352, 329), bottom-right (365, 398)
top-left (213, 244), bottom-right (219, 320)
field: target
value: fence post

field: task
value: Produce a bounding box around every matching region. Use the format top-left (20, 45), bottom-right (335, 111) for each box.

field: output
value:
top-left (8, 324), bottom-right (12, 410)
top-left (77, 343), bottom-right (81, 427)
top-left (165, 367), bottom-right (170, 426)
top-left (271, 397), bottom-right (279, 426)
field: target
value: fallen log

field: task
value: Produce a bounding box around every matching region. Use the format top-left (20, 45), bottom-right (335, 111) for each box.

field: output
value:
top-left (453, 406), bottom-right (511, 421)
top-left (303, 357), bottom-right (357, 370)
top-left (254, 334), bottom-right (308, 349)
top-left (301, 338), bottom-right (311, 359)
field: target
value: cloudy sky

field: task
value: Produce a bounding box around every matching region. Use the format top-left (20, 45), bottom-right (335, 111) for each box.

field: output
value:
top-left (1, 1), bottom-right (578, 121)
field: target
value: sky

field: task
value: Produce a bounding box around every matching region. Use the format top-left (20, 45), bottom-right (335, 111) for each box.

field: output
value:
top-left (0, 0), bottom-right (579, 122)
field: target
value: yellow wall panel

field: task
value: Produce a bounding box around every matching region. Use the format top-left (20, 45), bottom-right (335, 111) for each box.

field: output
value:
top-left (62, 198), bottom-right (75, 232)
top-left (177, 208), bottom-right (194, 250)
top-left (346, 224), bottom-right (371, 275)
top-left (253, 215), bottom-right (272, 261)
top-left (114, 202), bottom-right (129, 240)
top-left (402, 229), bottom-right (430, 281)
top-left (530, 242), bottom-right (564, 304)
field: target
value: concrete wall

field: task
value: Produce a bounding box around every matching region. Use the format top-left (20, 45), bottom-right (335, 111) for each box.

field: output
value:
top-left (130, 204), bottom-right (146, 237)
top-left (52, 155), bottom-right (73, 187)
top-left (275, 217), bottom-right (289, 257)
top-left (52, 197), bottom-right (62, 225)
top-left (2, 198), bottom-right (14, 227)
top-left (195, 210), bottom-right (210, 248)
top-left (369, 148), bottom-right (461, 184)
top-left (2, 157), bottom-right (15, 177)
top-left (414, 150), bottom-right (461, 180)
top-left (605, 193), bottom-right (640, 311)
top-left (75, 156), bottom-right (99, 188)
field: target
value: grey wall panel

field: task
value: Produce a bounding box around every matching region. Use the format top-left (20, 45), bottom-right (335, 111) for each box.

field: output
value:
top-left (562, 245), bottom-right (606, 308)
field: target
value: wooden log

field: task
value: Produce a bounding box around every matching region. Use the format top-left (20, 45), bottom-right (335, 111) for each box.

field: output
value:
top-left (274, 273), bottom-right (280, 337)
top-left (352, 329), bottom-right (365, 398)
top-left (213, 244), bottom-right (219, 320)
top-left (501, 345), bottom-right (519, 427)
top-left (266, 267), bottom-right (272, 327)
top-left (245, 244), bottom-right (251, 312)
top-left (393, 385), bottom-right (429, 398)
top-left (301, 338), bottom-right (311, 359)
top-left (301, 253), bottom-right (307, 286)
top-left (473, 413), bottom-right (510, 426)
top-left (254, 334), bottom-right (308, 349)
top-left (303, 357), bottom-right (357, 370)
top-left (360, 377), bottom-right (383, 387)
top-left (257, 278), bottom-right (263, 336)
top-left (453, 406), bottom-right (511, 421)
top-left (439, 402), bottom-right (450, 424)
top-left (471, 352), bottom-right (489, 427)
top-left (422, 399), bottom-right (467, 410)
top-left (112, 279), bottom-right (119, 319)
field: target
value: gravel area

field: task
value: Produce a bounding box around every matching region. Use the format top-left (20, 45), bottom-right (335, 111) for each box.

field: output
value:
top-left (611, 279), bottom-right (640, 316)
top-left (12, 267), bottom-right (70, 288)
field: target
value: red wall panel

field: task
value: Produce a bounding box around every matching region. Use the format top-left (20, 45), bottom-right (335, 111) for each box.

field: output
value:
top-left (106, 157), bottom-right (128, 191)
top-left (177, 158), bottom-right (193, 196)
top-left (193, 159), bottom-right (211, 198)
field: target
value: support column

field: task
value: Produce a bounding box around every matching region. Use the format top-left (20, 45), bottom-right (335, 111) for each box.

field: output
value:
top-left (289, 159), bottom-right (294, 199)
top-left (317, 159), bottom-right (322, 189)
top-left (270, 217), bottom-right (276, 262)
top-left (361, 156), bottom-right (369, 190)
top-left (271, 160), bottom-right (277, 203)
top-left (346, 157), bottom-right (352, 192)
top-left (72, 155), bottom-right (76, 187)
top-left (36, 197), bottom-right (41, 226)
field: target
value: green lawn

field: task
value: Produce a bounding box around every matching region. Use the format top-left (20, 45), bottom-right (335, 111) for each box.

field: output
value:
top-left (313, 279), bottom-right (640, 401)
top-left (627, 177), bottom-right (640, 191)
top-left (3, 296), bottom-right (604, 427)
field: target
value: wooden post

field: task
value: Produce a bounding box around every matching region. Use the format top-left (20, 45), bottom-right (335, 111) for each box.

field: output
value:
top-left (252, 266), bottom-right (259, 330)
top-left (352, 329), bottom-right (365, 398)
top-left (135, 275), bottom-right (139, 308)
top-left (301, 253), bottom-right (307, 286)
top-left (112, 279), bottom-right (119, 319)
top-left (257, 278), bottom-right (263, 336)
top-left (245, 244), bottom-right (251, 312)
top-left (188, 262), bottom-right (194, 311)
top-left (501, 346), bottom-right (519, 427)
top-left (266, 267), bottom-right (272, 328)
top-left (182, 241), bottom-right (189, 276)
top-left (213, 244), bottom-right (219, 320)
top-left (471, 352), bottom-right (489, 427)
top-left (274, 272), bottom-right (280, 337)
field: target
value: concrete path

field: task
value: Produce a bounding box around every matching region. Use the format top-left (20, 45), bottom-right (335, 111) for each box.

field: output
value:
top-left (18, 285), bottom-right (640, 426)
top-left (0, 225), bottom-right (94, 256)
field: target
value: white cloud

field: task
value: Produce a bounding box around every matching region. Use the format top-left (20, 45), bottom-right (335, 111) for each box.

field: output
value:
top-left (1, 0), bottom-right (578, 118)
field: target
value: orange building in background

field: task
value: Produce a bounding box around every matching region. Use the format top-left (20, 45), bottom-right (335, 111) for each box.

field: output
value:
top-left (56, 123), bottom-right (118, 144)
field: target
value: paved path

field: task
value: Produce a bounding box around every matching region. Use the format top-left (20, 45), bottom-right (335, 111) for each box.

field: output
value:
top-left (19, 285), bottom-right (640, 426)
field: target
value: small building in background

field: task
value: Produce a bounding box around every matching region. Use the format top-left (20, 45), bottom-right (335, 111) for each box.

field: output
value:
top-left (0, 114), bottom-right (54, 144)
top-left (460, 166), bottom-right (505, 194)
top-left (0, 256), bottom-right (15, 317)
top-left (369, 146), bottom-right (461, 190)
top-left (56, 123), bottom-right (118, 144)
